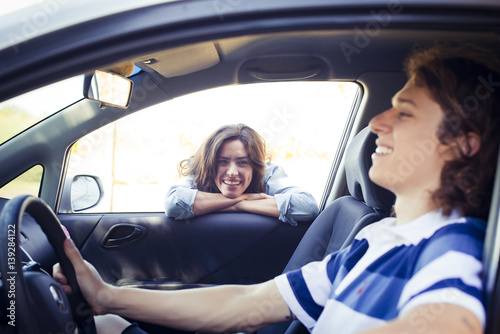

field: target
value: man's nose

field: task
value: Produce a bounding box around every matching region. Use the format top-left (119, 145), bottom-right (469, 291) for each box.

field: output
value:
top-left (369, 108), bottom-right (393, 135)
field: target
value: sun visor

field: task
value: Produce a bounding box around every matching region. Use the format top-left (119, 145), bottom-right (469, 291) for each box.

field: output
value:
top-left (139, 42), bottom-right (220, 78)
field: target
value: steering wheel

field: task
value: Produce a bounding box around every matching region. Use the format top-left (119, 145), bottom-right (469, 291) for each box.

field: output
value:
top-left (0, 195), bottom-right (96, 334)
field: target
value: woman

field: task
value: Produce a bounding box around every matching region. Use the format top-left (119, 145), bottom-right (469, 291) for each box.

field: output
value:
top-left (55, 43), bottom-right (500, 334)
top-left (164, 123), bottom-right (319, 226)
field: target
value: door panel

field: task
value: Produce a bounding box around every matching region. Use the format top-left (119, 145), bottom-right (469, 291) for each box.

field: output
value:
top-left (60, 212), bottom-right (311, 286)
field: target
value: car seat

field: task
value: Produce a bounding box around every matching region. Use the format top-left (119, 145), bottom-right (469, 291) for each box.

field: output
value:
top-left (258, 126), bottom-right (395, 334)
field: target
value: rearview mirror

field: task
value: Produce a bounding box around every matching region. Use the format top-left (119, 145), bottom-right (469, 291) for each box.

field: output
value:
top-left (84, 70), bottom-right (133, 109)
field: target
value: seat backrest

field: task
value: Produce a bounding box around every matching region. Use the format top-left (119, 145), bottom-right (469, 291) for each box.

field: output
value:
top-left (258, 127), bottom-right (395, 334)
top-left (283, 127), bottom-right (395, 272)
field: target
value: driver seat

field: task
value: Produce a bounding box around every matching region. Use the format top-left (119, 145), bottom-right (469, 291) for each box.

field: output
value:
top-left (259, 126), bottom-right (395, 334)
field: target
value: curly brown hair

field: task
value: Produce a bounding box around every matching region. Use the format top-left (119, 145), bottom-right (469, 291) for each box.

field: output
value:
top-left (178, 123), bottom-right (267, 194)
top-left (405, 43), bottom-right (500, 220)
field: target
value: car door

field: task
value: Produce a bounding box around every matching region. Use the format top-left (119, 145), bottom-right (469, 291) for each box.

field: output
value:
top-left (60, 212), bottom-right (311, 287)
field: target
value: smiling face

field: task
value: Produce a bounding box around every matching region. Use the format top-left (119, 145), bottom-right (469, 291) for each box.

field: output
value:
top-left (368, 78), bottom-right (456, 197)
top-left (214, 139), bottom-right (253, 198)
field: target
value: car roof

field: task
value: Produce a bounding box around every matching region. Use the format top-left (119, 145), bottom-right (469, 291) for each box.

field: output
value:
top-left (2, 0), bottom-right (500, 103)
top-left (0, 0), bottom-right (179, 49)
top-left (1, 0), bottom-right (498, 49)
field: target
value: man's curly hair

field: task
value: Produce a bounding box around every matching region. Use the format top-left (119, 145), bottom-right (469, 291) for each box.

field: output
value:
top-left (405, 43), bottom-right (500, 220)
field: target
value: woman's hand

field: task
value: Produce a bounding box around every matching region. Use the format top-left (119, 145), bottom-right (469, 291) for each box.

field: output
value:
top-left (52, 238), bottom-right (113, 315)
top-left (220, 193), bottom-right (273, 212)
top-left (240, 193), bottom-right (274, 201)
top-left (192, 191), bottom-right (280, 218)
top-left (225, 193), bottom-right (280, 218)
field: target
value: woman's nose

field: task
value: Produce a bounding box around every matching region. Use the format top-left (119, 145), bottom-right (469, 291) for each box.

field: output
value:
top-left (369, 109), bottom-right (392, 135)
top-left (227, 163), bottom-right (238, 176)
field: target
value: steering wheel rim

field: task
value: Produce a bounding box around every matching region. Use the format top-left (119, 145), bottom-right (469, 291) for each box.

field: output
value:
top-left (0, 195), bottom-right (96, 334)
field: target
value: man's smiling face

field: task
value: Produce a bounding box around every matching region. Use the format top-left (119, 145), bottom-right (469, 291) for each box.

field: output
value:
top-left (368, 78), bottom-right (456, 196)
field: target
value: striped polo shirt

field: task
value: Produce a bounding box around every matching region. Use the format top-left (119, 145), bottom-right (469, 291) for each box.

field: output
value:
top-left (275, 209), bottom-right (486, 333)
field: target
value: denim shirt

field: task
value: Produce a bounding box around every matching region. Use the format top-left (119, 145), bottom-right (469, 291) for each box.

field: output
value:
top-left (164, 163), bottom-right (319, 226)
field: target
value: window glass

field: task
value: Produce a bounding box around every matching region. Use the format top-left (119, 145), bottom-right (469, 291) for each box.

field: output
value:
top-left (64, 81), bottom-right (358, 212)
top-left (0, 165), bottom-right (43, 199)
top-left (0, 76), bottom-right (83, 145)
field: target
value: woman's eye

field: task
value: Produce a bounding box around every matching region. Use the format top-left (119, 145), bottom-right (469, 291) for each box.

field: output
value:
top-left (238, 161), bottom-right (248, 166)
top-left (218, 160), bottom-right (228, 165)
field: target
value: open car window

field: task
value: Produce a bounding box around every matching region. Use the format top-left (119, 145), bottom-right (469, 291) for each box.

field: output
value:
top-left (62, 81), bottom-right (359, 213)
top-left (0, 75), bottom-right (83, 145)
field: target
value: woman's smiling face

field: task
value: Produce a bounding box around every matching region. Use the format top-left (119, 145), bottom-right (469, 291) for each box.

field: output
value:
top-left (368, 78), bottom-right (456, 196)
top-left (215, 139), bottom-right (253, 198)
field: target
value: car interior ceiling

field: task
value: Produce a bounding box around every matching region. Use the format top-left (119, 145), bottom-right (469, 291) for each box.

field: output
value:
top-left (132, 29), bottom-right (500, 96)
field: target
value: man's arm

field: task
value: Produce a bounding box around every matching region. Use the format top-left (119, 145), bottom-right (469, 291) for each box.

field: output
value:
top-left (106, 279), bottom-right (290, 332)
top-left (54, 239), bottom-right (291, 333)
top-left (358, 303), bottom-right (482, 334)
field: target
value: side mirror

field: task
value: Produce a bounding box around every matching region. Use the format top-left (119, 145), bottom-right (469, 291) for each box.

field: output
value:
top-left (70, 175), bottom-right (104, 212)
top-left (84, 70), bottom-right (133, 109)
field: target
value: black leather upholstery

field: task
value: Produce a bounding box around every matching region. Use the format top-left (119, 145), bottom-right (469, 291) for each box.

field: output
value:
top-left (259, 127), bottom-right (395, 334)
top-left (345, 127), bottom-right (395, 212)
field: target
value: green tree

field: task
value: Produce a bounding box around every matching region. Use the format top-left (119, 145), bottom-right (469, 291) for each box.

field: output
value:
top-left (0, 105), bottom-right (37, 145)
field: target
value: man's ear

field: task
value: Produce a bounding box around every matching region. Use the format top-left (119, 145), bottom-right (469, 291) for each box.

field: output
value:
top-left (458, 132), bottom-right (481, 157)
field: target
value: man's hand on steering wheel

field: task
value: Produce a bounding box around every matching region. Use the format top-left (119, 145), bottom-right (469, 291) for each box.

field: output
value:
top-left (53, 238), bottom-right (113, 316)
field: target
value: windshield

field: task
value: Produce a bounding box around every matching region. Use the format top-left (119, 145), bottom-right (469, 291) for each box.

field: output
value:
top-left (0, 75), bottom-right (83, 145)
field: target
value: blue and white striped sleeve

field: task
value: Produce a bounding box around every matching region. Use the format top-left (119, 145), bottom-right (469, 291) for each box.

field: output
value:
top-left (398, 218), bottom-right (487, 328)
top-left (274, 252), bottom-right (342, 330)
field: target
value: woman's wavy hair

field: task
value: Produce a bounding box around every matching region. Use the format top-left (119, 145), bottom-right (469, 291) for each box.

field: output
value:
top-left (405, 43), bottom-right (500, 220)
top-left (178, 123), bottom-right (267, 194)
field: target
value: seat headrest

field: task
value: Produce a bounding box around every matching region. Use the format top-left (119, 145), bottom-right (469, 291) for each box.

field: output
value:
top-left (345, 127), bottom-right (395, 212)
